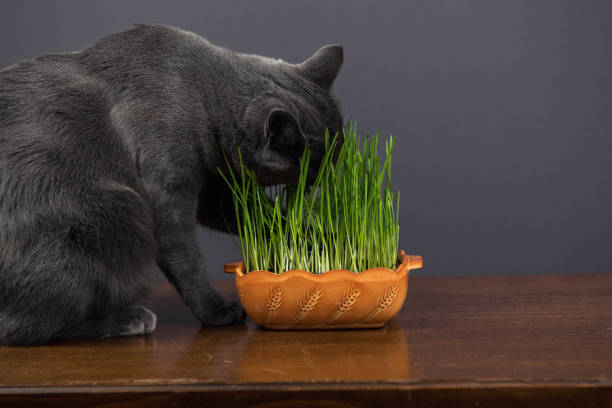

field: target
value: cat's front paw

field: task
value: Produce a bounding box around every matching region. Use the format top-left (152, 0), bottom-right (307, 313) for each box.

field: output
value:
top-left (199, 301), bottom-right (246, 326)
top-left (112, 305), bottom-right (158, 337)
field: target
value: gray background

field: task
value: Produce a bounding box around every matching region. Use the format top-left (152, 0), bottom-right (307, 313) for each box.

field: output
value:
top-left (1, 0), bottom-right (610, 278)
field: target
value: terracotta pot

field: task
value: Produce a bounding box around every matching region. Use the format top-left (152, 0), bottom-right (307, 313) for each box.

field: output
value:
top-left (224, 250), bottom-right (423, 330)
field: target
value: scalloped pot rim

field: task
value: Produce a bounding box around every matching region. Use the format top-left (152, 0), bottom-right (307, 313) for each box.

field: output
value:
top-left (225, 250), bottom-right (423, 278)
top-left (225, 251), bottom-right (424, 329)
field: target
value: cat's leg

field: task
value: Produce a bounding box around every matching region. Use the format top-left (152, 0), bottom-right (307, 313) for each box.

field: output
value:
top-left (0, 181), bottom-right (157, 346)
top-left (53, 305), bottom-right (157, 341)
top-left (0, 283), bottom-right (92, 346)
top-left (0, 306), bottom-right (157, 346)
top-left (147, 181), bottom-right (244, 326)
top-left (0, 312), bottom-right (67, 346)
top-left (155, 218), bottom-right (245, 326)
top-left (0, 256), bottom-right (155, 346)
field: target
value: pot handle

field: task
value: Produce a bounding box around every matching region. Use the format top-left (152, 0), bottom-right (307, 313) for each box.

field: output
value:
top-left (399, 250), bottom-right (424, 271)
top-left (224, 261), bottom-right (243, 274)
top-left (406, 255), bottom-right (423, 271)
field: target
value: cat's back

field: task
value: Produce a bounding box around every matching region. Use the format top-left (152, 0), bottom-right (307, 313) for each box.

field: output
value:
top-left (0, 49), bottom-right (145, 227)
top-left (0, 51), bottom-right (154, 284)
top-left (0, 49), bottom-right (134, 176)
top-left (0, 52), bottom-right (108, 131)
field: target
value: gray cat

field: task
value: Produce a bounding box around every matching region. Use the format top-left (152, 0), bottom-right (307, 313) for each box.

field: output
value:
top-left (0, 24), bottom-right (343, 346)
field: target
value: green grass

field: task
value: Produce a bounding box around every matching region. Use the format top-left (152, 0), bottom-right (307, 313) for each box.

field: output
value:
top-left (219, 123), bottom-right (400, 274)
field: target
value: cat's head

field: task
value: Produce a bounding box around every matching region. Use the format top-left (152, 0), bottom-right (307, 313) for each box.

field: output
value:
top-left (235, 44), bottom-right (344, 186)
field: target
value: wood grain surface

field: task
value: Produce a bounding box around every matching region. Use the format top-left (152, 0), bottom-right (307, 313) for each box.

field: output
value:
top-left (1, 274), bottom-right (611, 407)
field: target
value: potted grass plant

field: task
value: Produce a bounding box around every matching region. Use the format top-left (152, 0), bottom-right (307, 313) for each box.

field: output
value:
top-left (220, 123), bottom-right (423, 329)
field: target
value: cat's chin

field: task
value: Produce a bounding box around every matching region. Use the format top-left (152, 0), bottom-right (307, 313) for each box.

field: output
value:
top-left (257, 165), bottom-right (323, 187)
top-left (254, 163), bottom-right (301, 186)
top-left (257, 174), bottom-right (298, 186)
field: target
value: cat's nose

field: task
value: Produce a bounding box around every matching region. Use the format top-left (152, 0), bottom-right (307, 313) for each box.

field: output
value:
top-left (270, 132), bottom-right (307, 163)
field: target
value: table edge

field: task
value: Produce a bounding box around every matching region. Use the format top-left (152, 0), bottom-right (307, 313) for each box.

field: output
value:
top-left (1, 379), bottom-right (611, 394)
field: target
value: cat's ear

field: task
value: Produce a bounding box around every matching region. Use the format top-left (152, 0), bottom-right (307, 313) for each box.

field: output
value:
top-left (298, 44), bottom-right (343, 89)
top-left (265, 109), bottom-right (306, 153)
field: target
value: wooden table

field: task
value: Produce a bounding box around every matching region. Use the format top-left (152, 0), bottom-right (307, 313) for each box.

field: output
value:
top-left (1, 274), bottom-right (611, 407)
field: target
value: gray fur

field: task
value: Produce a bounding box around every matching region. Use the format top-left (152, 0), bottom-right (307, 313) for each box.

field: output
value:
top-left (0, 24), bottom-right (343, 346)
